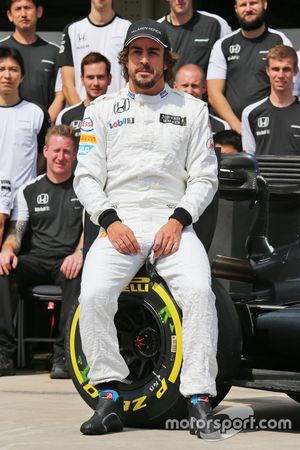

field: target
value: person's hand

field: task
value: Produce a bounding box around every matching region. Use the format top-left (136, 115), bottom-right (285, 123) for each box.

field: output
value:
top-left (0, 248), bottom-right (18, 276)
top-left (153, 219), bottom-right (183, 258)
top-left (107, 221), bottom-right (140, 255)
top-left (60, 249), bottom-right (83, 279)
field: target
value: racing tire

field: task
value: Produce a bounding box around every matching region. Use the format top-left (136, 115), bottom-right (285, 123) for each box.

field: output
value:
top-left (66, 267), bottom-right (241, 427)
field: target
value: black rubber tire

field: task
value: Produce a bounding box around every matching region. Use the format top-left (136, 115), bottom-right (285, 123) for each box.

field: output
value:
top-left (66, 269), bottom-right (241, 426)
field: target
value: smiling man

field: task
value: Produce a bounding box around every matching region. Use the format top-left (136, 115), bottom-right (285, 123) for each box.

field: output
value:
top-left (0, 125), bottom-right (83, 379)
top-left (207, 0), bottom-right (293, 133)
top-left (242, 45), bottom-right (300, 154)
top-left (74, 18), bottom-right (219, 439)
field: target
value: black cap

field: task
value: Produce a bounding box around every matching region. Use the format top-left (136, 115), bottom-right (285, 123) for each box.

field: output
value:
top-left (124, 19), bottom-right (171, 50)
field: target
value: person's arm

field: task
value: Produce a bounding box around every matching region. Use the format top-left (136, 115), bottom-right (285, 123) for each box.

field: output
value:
top-left (62, 66), bottom-right (81, 106)
top-left (60, 231), bottom-right (84, 279)
top-left (74, 104), bottom-right (140, 254)
top-left (207, 79), bottom-right (241, 134)
top-left (0, 220), bottom-right (28, 275)
top-left (154, 102), bottom-right (218, 257)
top-left (36, 106), bottom-right (51, 174)
top-left (0, 213), bottom-right (8, 248)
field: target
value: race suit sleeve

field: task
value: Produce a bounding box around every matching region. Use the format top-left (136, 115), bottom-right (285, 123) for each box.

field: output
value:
top-left (175, 103), bottom-right (219, 223)
top-left (74, 105), bottom-right (114, 225)
top-left (58, 25), bottom-right (74, 67)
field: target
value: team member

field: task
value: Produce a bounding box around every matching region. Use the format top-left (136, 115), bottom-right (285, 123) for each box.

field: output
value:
top-left (56, 52), bottom-right (112, 252)
top-left (158, 0), bottom-right (231, 77)
top-left (0, 46), bottom-right (50, 237)
top-left (214, 130), bottom-right (243, 153)
top-left (242, 45), bottom-right (300, 155)
top-left (58, 0), bottom-right (130, 105)
top-left (0, 125), bottom-right (83, 378)
top-left (56, 52), bottom-right (112, 152)
top-left (294, 50), bottom-right (300, 98)
top-left (74, 19), bottom-right (219, 438)
top-left (174, 63), bottom-right (230, 134)
top-left (207, 0), bottom-right (292, 133)
top-left (1, 0), bottom-right (64, 122)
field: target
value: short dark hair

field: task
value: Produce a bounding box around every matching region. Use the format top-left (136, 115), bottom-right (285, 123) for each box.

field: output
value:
top-left (6, 0), bottom-right (41, 9)
top-left (80, 52), bottom-right (111, 77)
top-left (0, 46), bottom-right (25, 76)
top-left (118, 46), bottom-right (178, 83)
top-left (214, 130), bottom-right (243, 152)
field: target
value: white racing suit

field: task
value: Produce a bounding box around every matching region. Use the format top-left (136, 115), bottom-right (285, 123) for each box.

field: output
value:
top-left (74, 83), bottom-right (219, 397)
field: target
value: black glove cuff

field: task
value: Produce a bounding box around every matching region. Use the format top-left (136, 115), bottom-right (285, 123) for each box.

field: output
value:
top-left (169, 207), bottom-right (192, 227)
top-left (98, 209), bottom-right (121, 230)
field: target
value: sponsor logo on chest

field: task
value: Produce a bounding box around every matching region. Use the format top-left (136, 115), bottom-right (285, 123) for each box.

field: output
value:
top-left (256, 116), bottom-right (270, 135)
top-left (228, 44), bottom-right (241, 61)
top-left (160, 113), bottom-right (187, 126)
top-left (35, 193), bottom-right (50, 212)
top-left (108, 117), bottom-right (135, 129)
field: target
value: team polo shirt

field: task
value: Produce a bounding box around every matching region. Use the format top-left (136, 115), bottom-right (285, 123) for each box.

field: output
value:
top-left (12, 174), bottom-right (83, 257)
top-left (207, 28), bottom-right (292, 119)
top-left (242, 97), bottom-right (300, 155)
top-left (158, 10), bottom-right (231, 74)
top-left (0, 100), bottom-right (50, 200)
top-left (58, 15), bottom-right (131, 98)
top-left (209, 114), bottom-right (230, 135)
top-left (0, 35), bottom-right (61, 108)
top-left (56, 101), bottom-right (86, 152)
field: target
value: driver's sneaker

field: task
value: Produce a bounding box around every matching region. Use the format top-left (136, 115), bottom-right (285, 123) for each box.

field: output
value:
top-left (80, 390), bottom-right (123, 435)
top-left (0, 354), bottom-right (15, 377)
top-left (188, 394), bottom-right (221, 440)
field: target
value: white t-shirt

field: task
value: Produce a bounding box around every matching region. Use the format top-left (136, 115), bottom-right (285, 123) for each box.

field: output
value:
top-left (58, 15), bottom-right (131, 99)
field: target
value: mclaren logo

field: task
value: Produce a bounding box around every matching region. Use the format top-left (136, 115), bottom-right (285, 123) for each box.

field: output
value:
top-left (229, 44), bottom-right (241, 54)
top-left (37, 193), bottom-right (49, 205)
top-left (258, 117), bottom-right (269, 128)
top-left (113, 98), bottom-right (130, 114)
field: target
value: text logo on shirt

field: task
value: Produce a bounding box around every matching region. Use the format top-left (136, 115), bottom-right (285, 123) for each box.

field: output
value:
top-left (108, 117), bottom-right (135, 129)
top-left (81, 117), bottom-right (93, 132)
top-left (258, 117), bottom-right (269, 128)
top-left (113, 99), bottom-right (130, 114)
top-left (37, 193), bottom-right (49, 205)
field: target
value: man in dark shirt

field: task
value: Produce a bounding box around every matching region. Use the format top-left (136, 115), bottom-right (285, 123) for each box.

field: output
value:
top-left (56, 52), bottom-right (112, 152)
top-left (0, 125), bottom-right (83, 378)
top-left (207, 0), bottom-right (292, 133)
top-left (158, 0), bottom-right (231, 77)
top-left (242, 45), bottom-right (300, 155)
top-left (173, 63), bottom-right (230, 134)
top-left (1, 0), bottom-right (64, 122)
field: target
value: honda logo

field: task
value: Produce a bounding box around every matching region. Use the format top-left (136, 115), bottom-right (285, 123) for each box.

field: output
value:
top-left (113, 98), bottom-right (130, 114)
top-left (37, 193), bottom-right (49, 205)
top-left (258, 117), bottom-right (269, 128)
top-left (77, 33), bottom-right (87, 42)
top-left (229, 44), bottom-right (241, 54)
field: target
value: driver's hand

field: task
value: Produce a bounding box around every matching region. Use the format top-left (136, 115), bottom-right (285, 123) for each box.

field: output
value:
top-left (107, 221), bottom-right (140, 255)
top-left (153, 219), bottom-right (183, 258)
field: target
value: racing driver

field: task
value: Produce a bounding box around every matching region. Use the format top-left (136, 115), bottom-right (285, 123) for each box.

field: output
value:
top-left (74, 18), bottom-right (219, 439)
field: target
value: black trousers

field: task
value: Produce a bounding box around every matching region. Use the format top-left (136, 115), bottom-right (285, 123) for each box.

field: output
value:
top-left (0, 253), bottom-right (81, 358)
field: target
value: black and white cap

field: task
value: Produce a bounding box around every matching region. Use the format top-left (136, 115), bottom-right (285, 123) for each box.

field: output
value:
top-left (124, 18), bottom-right (171, 50)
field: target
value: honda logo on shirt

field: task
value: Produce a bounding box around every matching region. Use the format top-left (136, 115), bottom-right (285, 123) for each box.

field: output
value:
top-left (229, 44), bottom-right (241, 54)
top-left (37, 193), bottom-right (49, 205)
top-left (77, 33), bottom-right (87, 43)
top-left (113, 98), bottom-right (130, 114)
top-left (258, 117), bottom-right (269, 128)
